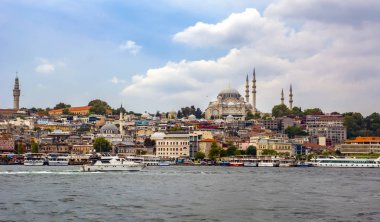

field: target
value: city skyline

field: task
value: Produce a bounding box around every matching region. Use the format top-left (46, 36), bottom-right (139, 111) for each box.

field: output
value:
top-left (1, 1), bottom-right (379, 115)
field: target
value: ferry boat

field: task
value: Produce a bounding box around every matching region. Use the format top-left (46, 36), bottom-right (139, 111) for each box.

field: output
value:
top-left (278, 158), bottom-right (296, 167)
top-left (258, 157), bottom-right (280, 167)
top-left (81, 156), bottom-right (146, 172)
top-left (243, 159), bottom-right (259, 167)
top-left (229, 159), bottom-right (244, 167)
top-left (24, 153), bottom-right (46, 166)
top-left (47, 153), bottom-right (69, 166)
top-left (311, 156), bottom-right (380, 168)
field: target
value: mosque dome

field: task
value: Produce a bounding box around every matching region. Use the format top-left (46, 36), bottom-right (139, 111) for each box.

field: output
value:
top-left (151, 132), bottom-right (165, 140)
top-left (188, 114), bottom-right (196, 120)
top-left (141, 112), bottom-right (152, 119)
top-left (218, 87), bottom-right (241, 99)
top-left (226, 115), bottom-right (235, 122)
top-left (100, 124), bottom-right (119, 134)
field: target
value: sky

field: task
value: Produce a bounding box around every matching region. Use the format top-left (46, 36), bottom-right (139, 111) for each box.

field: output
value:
top-left (0, 0), bottom-right (379, 115)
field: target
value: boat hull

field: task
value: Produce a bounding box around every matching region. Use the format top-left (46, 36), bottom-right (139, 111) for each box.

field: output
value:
top-left (24, 161), bottom-right (44, 166)
top-left (243, 162), bottom-right (258, 167)
top-left (315, 163), bottom-right (380, 168)
top-left (48, 161), bottom-right (69, 166)
top-left (81, 164), bottom-right (145, 172)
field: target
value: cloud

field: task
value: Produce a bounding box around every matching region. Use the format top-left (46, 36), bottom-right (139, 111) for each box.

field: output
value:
top-left (35, 63), bottom-right (55, 74)
top-left (34, 58), bottom-right (65, 74)
top-left (264, 0), bottom-right (380, 25)
top-left (119, 40), bottom-right (142, 55)
top-left (110, 76), bottom-right (126, 84)
top-left (122, 2), bottom-right (380, 115)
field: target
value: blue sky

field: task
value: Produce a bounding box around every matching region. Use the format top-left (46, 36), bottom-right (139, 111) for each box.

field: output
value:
top-left (1, 0), bottom-right (379, 115)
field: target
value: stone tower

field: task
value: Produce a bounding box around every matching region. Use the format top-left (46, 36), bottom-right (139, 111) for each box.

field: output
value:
top-left (289, 84), bottom-right (293, 110)
top-left (252, 68), bottom-right (257, 114)
top-left (13, 76), bottom-right (20, 110)
top-left (281, 89), bottom-right (284, 105)
top-left (245, 74), bottom-right (249, 103)
top-left (119, 104), bottom-right (124, 135)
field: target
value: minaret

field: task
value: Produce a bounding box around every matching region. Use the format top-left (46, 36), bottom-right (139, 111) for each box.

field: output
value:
top-left (119, 104), bottom-right (124, 136)
top-left (289, 84), bottom-right (293, 110)
top-left (281, 89), bottom-right (284, 105)
top-left (252, 68), bottom-right (257, 114)
top-left (13, 75), bottom-right (20, 110)
top-left (245, 74), bottom-right (249, 103)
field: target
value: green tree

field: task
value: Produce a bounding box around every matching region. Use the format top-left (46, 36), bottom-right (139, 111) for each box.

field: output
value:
top-left (226, 146), bottom-right (238, 156)
top-left (246, 146), bottom-right (257, 156)
top-left (303, 108), bottom-right (323, 115)
top-left (195, 108), bottom-right (203, 119)
top-left (272, 104), bottom-right (290, 117)
top-left (208, 142), bottom-right (221, 160)
top-left (291, 106), bottom-right (304, 117)
top-left (365, 112), bottom-right (380, 136)
top-left (17, 143), bottom-right (23, 154)
top-left (285, 126), bottom-right (308, 138)
top-left (54, 102), bottom-right (71, 109)
top-left (31, 142), bottom-right (39, 153)
top-left (261, 149), bottom-right (278, 156)
top-left (343, 112), bottom-right (365, 138)
top-left (62, 108), bottom-right (72, 115)
top-left (93, 137), bottom-right (112, 153)
top-left (245, 111), bottom-right (254, 120)
top-left (113, 106), bottom-right (127, 115)
top-left (144, 138), bottom-right (155, 147)
top-left (89, 99), bottom-right (111, 115)
top-left (194, 151), bottom-right (206, 160)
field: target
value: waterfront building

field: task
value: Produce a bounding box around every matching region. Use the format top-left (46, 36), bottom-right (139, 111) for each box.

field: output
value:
top-left (155, 133), bottom-right (190, 158)
top-left (305, 114), bottom-right (346, 145)
top-left (340, 137), bottom-right (380, 154)
top-left (256, 138), bottom-right (293, 156)
top-left (71, 144), bottom-right (94, 154)
top-left (0, 133), bottom-right (14, 153)
top-left (198, 138), bottom-right (220, 158)
top-left (97, 123), bottom-right (122, 143)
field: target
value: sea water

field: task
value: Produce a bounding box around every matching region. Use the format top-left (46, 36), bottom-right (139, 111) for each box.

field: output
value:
top-left (1, 165), bottom-right (380, 221)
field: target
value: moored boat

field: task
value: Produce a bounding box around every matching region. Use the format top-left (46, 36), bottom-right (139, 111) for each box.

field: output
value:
top-left (47, 153), bottom-right (69, 166)
top-left (81, 156), bottom-right (146, 172)
top-left (311, 156), bottom-right (380, 168)
top-left (243, 159), bottom-right (259, 167)
top-left (24, 153), bottom-right (46, 166)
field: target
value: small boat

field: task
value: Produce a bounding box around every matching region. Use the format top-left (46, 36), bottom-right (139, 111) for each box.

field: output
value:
top-left (81, 156), bottom-right (146, 172)
top-left (219, 160), bottom-right (230, 166)
top-left (24, 153), bottom-right (46, 166)
top-left (47, 153), bottom-right (69, 166)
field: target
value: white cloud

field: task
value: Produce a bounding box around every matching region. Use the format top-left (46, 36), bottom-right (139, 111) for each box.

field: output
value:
top-left (110, 76), bottom-right (126, 84)
top-left (119, 40), bottom-right (142, 55)
top-left (34, 58), bottom-right (65, 74)
top-left (122, 2), bottom-right (380, 115)
top-left (35, 63), bottom-right (55, 74)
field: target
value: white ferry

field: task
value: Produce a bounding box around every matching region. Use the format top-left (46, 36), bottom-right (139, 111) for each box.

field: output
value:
top-left (47, 153), bottom-right (69, 166)
top-left (278, 158), bottom-right (296, 167)
top-left (258, 157), bottom-right (280, 167)
top-left (81, 156), bottom-right (146, 172)
top-left (243, 159), bottom-right (259, 167)
top-left (311, 156), bottom-right (380, 168)
top-left (24, 153), bottom-right (46, 166)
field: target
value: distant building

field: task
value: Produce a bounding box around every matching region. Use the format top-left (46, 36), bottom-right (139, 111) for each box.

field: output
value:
top-left (49, 106), bottom-right (92, 116)
top-left (155, 133), bottom-right (190, 158)
top-left (256, 138), bottom-right (293, 156)
top-left (305, 114), bottom-right (346, 145)
top-left (13, 76), bottom-right (20, 110)
top-left (198, 138), bottom-right (220, 158)
top-left (0, 133), bottom-right (14, 153)
top-left (340, 137), bottom-right (380, 154)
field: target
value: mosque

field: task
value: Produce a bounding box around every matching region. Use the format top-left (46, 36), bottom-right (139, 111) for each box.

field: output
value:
top-left (204, 69), bottom-right (294, 120)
